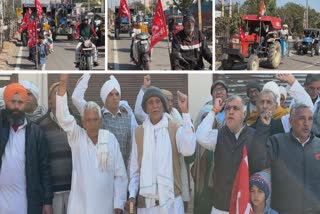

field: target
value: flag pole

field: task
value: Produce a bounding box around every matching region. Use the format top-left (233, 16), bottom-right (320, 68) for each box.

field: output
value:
top-left (197, 0), bottom-right (202, 33)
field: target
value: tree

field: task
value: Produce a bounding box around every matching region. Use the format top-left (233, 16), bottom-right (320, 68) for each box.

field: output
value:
top-left (172, 0), bottom-right (194, 14)
top-left (242, 0), bottom-right (276, 16)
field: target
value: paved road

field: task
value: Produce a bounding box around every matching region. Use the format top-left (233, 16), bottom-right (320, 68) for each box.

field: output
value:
top-left (108, 30), bottom-right (212, 71)
top-left (216, 50), bottom-right (320, 70)
top-left (12, 36), bottom-right (105, 71)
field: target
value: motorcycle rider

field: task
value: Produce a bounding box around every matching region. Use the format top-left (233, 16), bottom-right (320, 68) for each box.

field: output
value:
top-left (130, 16), bottom-right (149, 62)
top-left (74, 15), bottom-right (99, 68)
top-left (171, 12), bottom-right (212, 70)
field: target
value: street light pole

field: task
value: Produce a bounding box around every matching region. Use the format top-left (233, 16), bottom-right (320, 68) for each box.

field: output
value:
top-left (306, 0), bottom-right (308, 28)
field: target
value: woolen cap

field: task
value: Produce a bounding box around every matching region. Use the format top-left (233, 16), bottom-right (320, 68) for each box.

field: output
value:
top-left (142, 87), bottom-right (169, 113)
top-left (210, 80), bottom-right (228, 94)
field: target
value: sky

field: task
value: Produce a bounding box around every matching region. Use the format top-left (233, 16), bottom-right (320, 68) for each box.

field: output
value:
top-left (222, 0), bottom-right (320, 13)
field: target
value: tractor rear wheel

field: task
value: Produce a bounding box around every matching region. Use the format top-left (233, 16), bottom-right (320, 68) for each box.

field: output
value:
top-left (268, 41), bottom-right (281, 69)
top-left (221, 59), bottom-right (234, 70)
top-left (247, 54), bottom-right (259, 70)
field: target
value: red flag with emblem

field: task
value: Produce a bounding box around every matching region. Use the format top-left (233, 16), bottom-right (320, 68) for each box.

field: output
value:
top-left (35, 0), bottom-right (43, 19)
top-left (150, 0), bottom-right (167, 50)
top-left (239, 26), bottom-right (245, 41)
top-left (28, 20), bottom-right (37, 47)
top-left (19, 8), bottom-right (31, 33)
top-left (119, 0), bottom-right (131, 19)
top-left (229, 146), bottom-right (254, 214)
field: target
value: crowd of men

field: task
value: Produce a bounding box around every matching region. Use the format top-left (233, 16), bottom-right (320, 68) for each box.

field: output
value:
top-left (0, 73), bottom-right (319, 214)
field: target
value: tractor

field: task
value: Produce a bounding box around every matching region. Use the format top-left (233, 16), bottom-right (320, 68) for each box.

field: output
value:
top-left (221, 15), bottom-right (282, 70)
top-left (297, 28), bottom-right (320, 57)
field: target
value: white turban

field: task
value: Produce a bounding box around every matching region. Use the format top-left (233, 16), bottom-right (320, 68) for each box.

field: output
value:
top-left (263, 81), bottom-right (280, 105)
top-left (279, 86), bottom-right (287, 100)
top-left (100, 75), bottom-right (121, 104)
top-left (21, 80), bottom-right (40, 101)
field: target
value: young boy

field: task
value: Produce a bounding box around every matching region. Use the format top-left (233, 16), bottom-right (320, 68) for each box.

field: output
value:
top-left (37, 34), bottom-right (49, 71)
top-left (250, 171), bottom-right (278, 214)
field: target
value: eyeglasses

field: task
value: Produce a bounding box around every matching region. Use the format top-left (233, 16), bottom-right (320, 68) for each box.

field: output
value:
top-left (225, 105), bottom-right (242, 111)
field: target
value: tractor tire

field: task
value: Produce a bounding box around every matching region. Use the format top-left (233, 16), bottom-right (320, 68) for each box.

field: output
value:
top-left (311, 47), bottom-right (315, 57)
top-left (268, 41), bottom-right (281, 69)
top-left (247, 55), bottom-right (259, 70)
top-left (316, 44), bottom-right (320, 55)
top-left (221, 59), bottom-right (234, 70)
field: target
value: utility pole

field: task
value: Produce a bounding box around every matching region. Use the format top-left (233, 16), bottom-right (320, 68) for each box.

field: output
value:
top-left (306, 0), bottom-right (308, 28)
top-left (88, 0), bottom-right (90, 12)
top-left (221, 0), bottom-right (224, 17)
top-left (237, 0), bottom-right (240, 14)
top-left (229, 0), bottom-right (232, 18)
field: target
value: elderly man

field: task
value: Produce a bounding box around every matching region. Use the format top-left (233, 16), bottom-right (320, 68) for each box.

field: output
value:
top-left (72, 74), bottom-right (132, 168)
top-left (21, 80), bottom-right (47, 122)
top-left (171, 12), bottom-right (212, 70)
top-left (37, 82), bottom-right (72, 214)
top-left (56, 74), bottom-right (128, 214)
top-left (250, 74), bottom-right (313, 134)
top-left (128, 87), bottom-right (196, 213)
top-left (196, 94), bottom-right (271, 213)
top-left (247, 74), bottom-right (313, 126)
top-left (245, 80), bottom-right (261, 123)
top-left (0, 83), bottom-right (53, 214)
top-left (300, 74), bottom-right (320, 137)
top-left (255, 103), bottom-right (320, 214)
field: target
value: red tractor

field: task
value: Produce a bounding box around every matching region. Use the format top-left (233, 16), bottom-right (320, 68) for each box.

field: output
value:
top-left (221, 15), bottom-right (282, 70)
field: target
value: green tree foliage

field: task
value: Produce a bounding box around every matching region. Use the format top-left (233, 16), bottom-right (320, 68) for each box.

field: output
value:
top-left (242, 0), bottom-right (276, 16)
top-left (172, 0), bottom-right (194, 14)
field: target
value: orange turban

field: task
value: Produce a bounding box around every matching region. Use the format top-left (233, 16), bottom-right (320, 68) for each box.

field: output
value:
top-left (3, 83), bottom-right (28, 104)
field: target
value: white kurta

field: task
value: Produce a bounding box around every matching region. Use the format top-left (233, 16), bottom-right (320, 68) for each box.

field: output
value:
top-left (129, 113), bottom-right (196, 214)
top-left (0, 120), bottom-right (28, 214)
top-left (56, 93), bottom-right (128, 214)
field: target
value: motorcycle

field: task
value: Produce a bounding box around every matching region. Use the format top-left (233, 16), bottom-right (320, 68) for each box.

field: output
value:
top-left (79, 37), bottom-right (94, 70)
top-left (132, 29), bottom-right (151, 70)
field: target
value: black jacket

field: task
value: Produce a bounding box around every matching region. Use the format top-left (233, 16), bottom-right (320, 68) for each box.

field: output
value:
top-left (171, 29), bottom-right (212, 70)
top-left (0, 109), bottom-right (53, 214)
top-left (259, 132), bottom-right (320, 214)
top-left (36, 110), bottom-right (72, 192)
top-left (212, 123), bottom-right (270, 211)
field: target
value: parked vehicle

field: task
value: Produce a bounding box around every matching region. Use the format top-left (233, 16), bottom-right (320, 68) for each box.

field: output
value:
top-left (297, 28), bottom-right (320, 57)
top-left (221, 15), bottom-right (282, 70)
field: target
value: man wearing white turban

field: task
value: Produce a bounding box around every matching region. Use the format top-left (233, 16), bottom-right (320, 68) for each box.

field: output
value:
top-left (72, 74), bottom-right (132, 168)
top-left (21, 80), bottom-right (47, 122)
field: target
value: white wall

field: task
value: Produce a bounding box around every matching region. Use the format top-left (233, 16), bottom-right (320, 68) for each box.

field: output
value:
top-left (18, 73), bottom-right (48, 108)
top-left (188, 73), bottom-right (212, 121)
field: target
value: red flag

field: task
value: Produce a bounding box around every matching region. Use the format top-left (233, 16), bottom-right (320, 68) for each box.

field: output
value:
top-left (119, 0), bottom-right (131, 19)
top-left (19, 8), bottom-right (31, 33)
top-left (259, 1), bottom-right (266, 16)
top-left (150, 0), bottom-right (167, 50)
top-left (239, 26), bottom-right (245, 41)
top-left (35, 0), bottom-right (43, 19)
top-left (28, 21), bottom-right (37, 47)
top-left (229, 146), bottom-right (254, 214)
